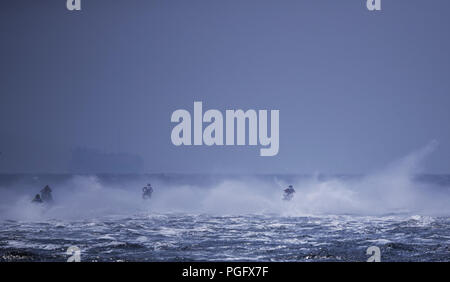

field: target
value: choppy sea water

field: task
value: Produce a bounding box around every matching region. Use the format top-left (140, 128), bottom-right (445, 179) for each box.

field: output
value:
top-left (0, 172), bottom-right (449, 262)
top-left (0, 214), bottom-right (449, 262)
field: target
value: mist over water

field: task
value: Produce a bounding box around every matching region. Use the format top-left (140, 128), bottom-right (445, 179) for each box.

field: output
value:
top-left (0, 141), bottom-right (449, 221)
top-left (0, 142), bottom-right (449, 262)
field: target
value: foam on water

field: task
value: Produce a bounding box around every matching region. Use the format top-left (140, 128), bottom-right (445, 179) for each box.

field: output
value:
top-left (0, 141), bottom-right (448, 221)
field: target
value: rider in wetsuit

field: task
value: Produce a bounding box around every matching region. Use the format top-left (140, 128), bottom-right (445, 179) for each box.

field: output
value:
top-left (142, 184), bottom-right (153, 200)
top-left (283, 185), bottom-right (295, 201)
top-left (40, 185), bottom-right (53, 203)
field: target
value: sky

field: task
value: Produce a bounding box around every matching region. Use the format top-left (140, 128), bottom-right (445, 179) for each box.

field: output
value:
top-left (0, 0), bottom-right (449, 174)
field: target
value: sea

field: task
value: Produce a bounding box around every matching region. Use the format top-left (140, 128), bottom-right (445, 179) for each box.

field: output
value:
top-left (0, 173), bottom-right (449, 262)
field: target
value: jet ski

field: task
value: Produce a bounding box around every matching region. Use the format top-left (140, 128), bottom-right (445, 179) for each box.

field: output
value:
top-left (142, 184), bottom-right (153, 200)
top-left (283, 185), bottom-right (295, 201)
top-left (40, 185), bottom-right (54, 203)
top-left (32, 194), bottom-right (43, 204)
top-left (31, 185), bottom-right (54, 205)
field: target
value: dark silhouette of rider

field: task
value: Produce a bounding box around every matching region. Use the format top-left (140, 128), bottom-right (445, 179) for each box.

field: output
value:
top-left (284, 185), bottom-right (295, 194)
top-left (40, 185), bottom-right (53, 203)
top-left (142, 184), bottom-right (153, 199)
top-left (32, 194), bottom-right (43, 203)
top-left (283, 185), bottom-right (295, 201)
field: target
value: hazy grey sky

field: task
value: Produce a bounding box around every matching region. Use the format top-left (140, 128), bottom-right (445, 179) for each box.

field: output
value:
top-left (0, 0), bottom-right (449, 174)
